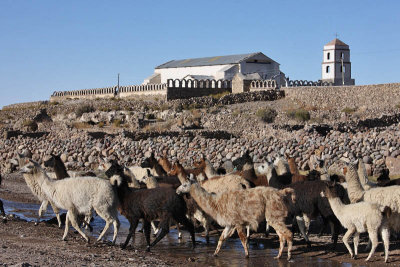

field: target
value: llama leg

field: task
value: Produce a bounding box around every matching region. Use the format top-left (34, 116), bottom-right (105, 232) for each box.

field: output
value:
top-left (328, 216), bottom-right (340, 249)
top-left (49, 201), bottom-right (61, 228)
top-left (214, 226), bottom-right (235, 256)
top-left (176, 220), bottom-right (182, 239)
top-left (381, 227), bottom-right (390, 263)
top-left (271, 221), bottom-right (293, 260)
top-left (174, 213), bottom-right (195, 248)
top-left (68, 211), bottom-right (90, 243)
top-left (204, 218), bottom-right (210, 243)
top-left (121, 219), bottom-right (138, 249)
top-left (353, 232), bottom-right (360, 259)
top-left (0, 200), bottom-right (6, 223)
top-left (303, 214), bottom-right (311, 234)
top-left (149, 218), bottom-right (170, 251)
top-left (342, 227), bottom-right (356, 258)
top-left (37, 200), bottom-right (48, 225)
top-left (83, 214), bottom-right (93, 232)
top-left (296, 216), bottom-right (311, 247)
top-left (265, 221), bottom-right (270, 237)
top-left (151, 221), bottom-right (158, 235)
top-left (111, 217), bottom-right (120, 245)
top-left (143, 220), bottom-right (152, 247)
top-left (237, 226), bottom-right (250, 258)
top-left (366, 230), bottom-right (379, 262)
top-left (97, 220), bottom-right (111, 243)
top-left (62, 211), bottom-right (70, 241)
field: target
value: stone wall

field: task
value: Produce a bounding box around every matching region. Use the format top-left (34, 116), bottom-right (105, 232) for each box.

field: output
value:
top-left (119, 84), bottom-right (167, 99)
top-left (166, 79), bottom-right (231, 100)
top-left (285, 83), bottom-right (400, 112)
top-left (51, 86), bottom-right (117, 102)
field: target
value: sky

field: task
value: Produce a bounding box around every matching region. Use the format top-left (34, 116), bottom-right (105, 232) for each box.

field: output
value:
top-left (1, 0), bottom-right (400, 108)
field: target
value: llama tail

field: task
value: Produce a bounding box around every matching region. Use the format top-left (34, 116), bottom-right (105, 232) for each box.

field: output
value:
top-left (279, 188), bottom-right (296, 202)
top-left (381, 206), bottom-right (392, 218)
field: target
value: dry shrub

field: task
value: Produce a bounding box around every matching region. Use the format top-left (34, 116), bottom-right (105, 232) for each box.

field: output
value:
top-left (75, 104), bottom-right (95, 117)
top-left (256, 108), bottom-right (277, 123)
top-left (286, 108), bottom-right (310, 122)
top-left (72, 122), bottom-right (91, 129)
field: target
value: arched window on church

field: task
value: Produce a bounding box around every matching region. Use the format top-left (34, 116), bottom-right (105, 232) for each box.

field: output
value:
top-left (326, 66), bottom-right (330, 73)
top-left (327, 52), bottom-right (330, 60)
top-left (341, 52), bottom-right (344, 59)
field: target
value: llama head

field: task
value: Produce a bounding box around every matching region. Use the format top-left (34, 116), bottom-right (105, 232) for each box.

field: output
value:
top-left (321, 182), bottom-right (340, 199)
top-left (273, 156), bottom-right (290, 176)
top-left (168, 162), bottom-right (185, 176)
top-left (232, 150), bottom-right (253, 171)
top-left (110, 175), bottom-right (123, 187)
top-left (104, 160), bottom-right (124, 178)
top-left (140, 153), bottom-right (156, 168)
top-left (19, 159), bottom-right (41, 175)
top-left (257, 162), bottom-right (270, 175)
top-left (176, 176), bottom-right (196, 195)
top-left (43, 153), bottom-right (62, 168)
top-left (123, 167), bottom-right (137, 183)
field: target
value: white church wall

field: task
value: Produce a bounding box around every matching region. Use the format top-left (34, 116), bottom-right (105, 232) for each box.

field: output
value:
top-left (240, 62), bottom-right (280, 79)
top-left (155, 64), bottom-right (236, 83)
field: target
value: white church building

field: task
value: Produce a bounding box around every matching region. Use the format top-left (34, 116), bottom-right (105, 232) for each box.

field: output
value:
top-left (143, 52), bottom-right (283, 85)
top-left (321, 38), bottom-right (355, 85)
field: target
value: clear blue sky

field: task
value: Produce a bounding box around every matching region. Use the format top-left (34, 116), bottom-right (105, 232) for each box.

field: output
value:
top-left (1, 0), bottom-right (400, 108)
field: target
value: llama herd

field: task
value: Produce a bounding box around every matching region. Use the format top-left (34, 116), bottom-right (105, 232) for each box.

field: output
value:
top-left (4, 150), bottom-right (400, 263)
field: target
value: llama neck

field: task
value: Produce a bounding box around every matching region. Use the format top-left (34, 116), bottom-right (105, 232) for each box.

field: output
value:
top-left (326, 196), bottom-right (345, 221)
top-left (153, 163), bottom-right (166, 176)
top-left (54, 161), bottom-right (69, 179)
top-left (176, 169), bottom-right (188, 184)
top-left (288, 159), bottom-right (299, 175)
top-left (189, 183), bottom-right (221, 221)
top-left (358, 163), bottom-right (371, 190)
top-left (25, 167), bottom-right (55, 199)
top-left (241, 164), bottom-right (257, 181)
top-left (344, 165), bottom-right (365, 203)
top-left (204, 160), bottom-right (217, 177)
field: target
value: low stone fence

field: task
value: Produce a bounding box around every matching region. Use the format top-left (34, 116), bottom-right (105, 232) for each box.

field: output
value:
top-left (285, 80), bottom-right (333, 87)
top-left (166, 79), bottom-right (232, 100)
top-left (49, 77), bottom-right (285, 102)
top-left (51, 86), bottom-right (117, 101)
top-left (249, 79), bottom-right (277, 90)
top-left (119, 84), bottom-right (167, 98)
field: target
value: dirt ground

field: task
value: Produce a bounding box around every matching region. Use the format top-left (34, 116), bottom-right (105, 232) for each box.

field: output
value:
top-left (1, 173), bottom-right (400, 266)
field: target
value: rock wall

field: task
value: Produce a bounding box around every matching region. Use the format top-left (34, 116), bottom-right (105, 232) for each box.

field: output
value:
top-left (286, 83), bottom-right (400, 113)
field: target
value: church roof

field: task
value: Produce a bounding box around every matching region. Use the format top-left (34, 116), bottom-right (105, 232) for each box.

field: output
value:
top-left (325, 38), bottom-right (349, 47)
top-left (156, 52), bottom-right (271, 69)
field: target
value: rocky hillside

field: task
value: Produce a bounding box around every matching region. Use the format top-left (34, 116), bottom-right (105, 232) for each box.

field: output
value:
top-left (1, 83), bottom-right (400, 177)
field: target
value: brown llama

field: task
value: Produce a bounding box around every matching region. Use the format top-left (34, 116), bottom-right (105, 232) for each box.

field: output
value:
top-left (176, 178), bottom-right (295, 259)
top-left (158, 156), bottom-right (173, 173)
top-left (140, 153), bottom-right (168, 176)
top-left (285, 154), bottom-right (308, 183)
top-left (194, 156), bottom-right (219, 179)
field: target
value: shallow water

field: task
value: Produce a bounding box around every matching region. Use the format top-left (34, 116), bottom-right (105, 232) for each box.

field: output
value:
top-left (3, 199), bottom-right (350, 267)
